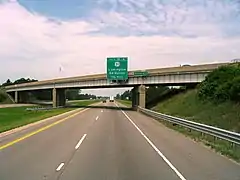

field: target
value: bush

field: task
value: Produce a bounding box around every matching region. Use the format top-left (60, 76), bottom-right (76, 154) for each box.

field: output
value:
top-left (229, 77), bottom-right (240, 102)
top-left (198, 65), bottom-right (240, 102)
top-left (0, 91), bottom-right (7, 102)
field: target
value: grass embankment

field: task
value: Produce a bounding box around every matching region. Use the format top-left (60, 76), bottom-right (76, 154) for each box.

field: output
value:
top-left (117, 100), bottom-right (132, 107)
top-left (0, 88), bottom-right (14, 104)
top-left (152, 89), bottom-right (240, 162)
top-left (0, 100), bottom-right (100, 133)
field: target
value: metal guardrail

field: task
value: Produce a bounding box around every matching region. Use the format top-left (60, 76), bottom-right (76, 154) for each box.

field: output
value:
top-left (26, 106), bottom-right (64, 111)
top-left (138, 106), bottom-right (240, 145)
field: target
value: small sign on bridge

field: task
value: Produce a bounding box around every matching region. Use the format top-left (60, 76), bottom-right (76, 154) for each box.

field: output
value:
top-left (133, 71), bottom-right (149, 77)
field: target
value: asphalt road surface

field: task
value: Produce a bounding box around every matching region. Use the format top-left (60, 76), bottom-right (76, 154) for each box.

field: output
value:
top-left (0, 102), bottom-right (239, 180)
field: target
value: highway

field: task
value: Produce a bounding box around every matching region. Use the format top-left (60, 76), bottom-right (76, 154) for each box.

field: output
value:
top-left (0, 102), bottom-right (239, 180)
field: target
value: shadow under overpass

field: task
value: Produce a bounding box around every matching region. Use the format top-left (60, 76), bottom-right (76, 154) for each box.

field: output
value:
top-left (66, 105), bottom-right (134, 111)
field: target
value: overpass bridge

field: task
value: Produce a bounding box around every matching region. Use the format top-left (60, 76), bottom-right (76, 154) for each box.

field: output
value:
top-left (5, 62), bottom-right (228, 108)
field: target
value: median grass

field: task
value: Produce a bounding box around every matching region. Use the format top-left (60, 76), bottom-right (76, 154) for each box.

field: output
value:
top-left (0, 100), bottom-right (100, 133)
top-left (0, 106), bottom-right (75, 133)
top-left (152, 89), bottom-right (240, 162)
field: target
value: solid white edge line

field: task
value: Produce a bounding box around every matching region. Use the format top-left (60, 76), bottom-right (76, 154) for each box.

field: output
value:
top-left (116, 103), bottom-right (187, 180)
top-left (56, 163), bottom-right (65, 171)
top-left (96, 116), bottom-right (99, 120)
top-left (75, 134), bottom-right (87, 150)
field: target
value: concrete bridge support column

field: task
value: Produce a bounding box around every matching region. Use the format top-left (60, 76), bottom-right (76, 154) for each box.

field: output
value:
top-left (131, 87), bottom-right (138, 110)
top-left (138, 85), bottom-right (146, 108)
top-left (131, 85), bottom-right (146, 109)
top-left (14, 91), bottom-right (18, 103)
top-left (52, 88), bottom-right (66, 108)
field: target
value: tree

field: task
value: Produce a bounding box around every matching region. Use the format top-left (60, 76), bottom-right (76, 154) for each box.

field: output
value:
top-left (2, 79), bottom-right (12, 86)
top-left (116, 94), bottom-right (121, 99)
top-left (198, 65), bottom-right (240, 102)
top-left (120, 90), bottom-right (131, 100)
top-left (66, 89), bottom-right (81, 100)
top-left (14, 78), bottom-right (37, 85)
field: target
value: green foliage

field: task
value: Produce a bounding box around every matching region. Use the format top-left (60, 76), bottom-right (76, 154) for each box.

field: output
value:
top-left (2, 79), bottom-right (12, 86)
top-left (153, 89), bottom-right (240, 132)
top-left (229, 76), bottom-right (240, 101)
top-left (2, 78), bottom-right (38, 87)
top-left (198, 65), bottom-right (240, 102)
top-left (0, 92), bottom-right (7, 102)
top-left (120, 90), bottom-right (131, 100)
top-left (13, 78), bottom-right (37, 85)
top-left (0, 88), bottom-right (8, 103)
top-left (66, 89), bottom-right (96, 100)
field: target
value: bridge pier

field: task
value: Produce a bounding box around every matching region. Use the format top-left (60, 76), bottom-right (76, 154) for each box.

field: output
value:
top-left (138, 85), bottom-right (146, 108)
top-left (13, 91), bottom-right (31, 103)
top-left (52, 88), bottom-right (66, 108)
top-left (14, 91), bottom-right (18, 103)
top-left (132, 85), bottom-right (146, 109)
top-left (131, 87), bottom-right (138, 110)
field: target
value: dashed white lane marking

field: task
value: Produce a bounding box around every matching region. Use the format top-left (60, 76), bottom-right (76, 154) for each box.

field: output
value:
top-left (101, 110), bottom-right (103, 113)
top-left (56, 163), bottom-right (65, 171)
top-left (96, 116), bottom-right (99, 121)
top-left (115, 103), bottom-right (187, 180)
top-left (75, 134), bottom-right (87, 150)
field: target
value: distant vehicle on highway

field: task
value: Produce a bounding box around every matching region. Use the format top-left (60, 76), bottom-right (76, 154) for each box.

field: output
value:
top-left (102, 99), bottom-right (106, 103)
top-left (109, 96), bottom-right (114, 102)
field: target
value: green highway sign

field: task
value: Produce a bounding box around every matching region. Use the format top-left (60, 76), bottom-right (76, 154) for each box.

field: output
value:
top-left (107, 57), bottom-right (128, 80)
top-left (133, 71), bottom-right (149, 77)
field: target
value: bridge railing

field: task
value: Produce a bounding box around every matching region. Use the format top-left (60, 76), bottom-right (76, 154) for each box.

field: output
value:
top-left (138, 106), bottom-right (240, 145)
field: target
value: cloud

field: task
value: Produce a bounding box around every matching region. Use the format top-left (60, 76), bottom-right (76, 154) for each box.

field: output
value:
top-left (0, 0), bottom-right (240, 96)
top-left (90, 0), bottom-right (240, 37)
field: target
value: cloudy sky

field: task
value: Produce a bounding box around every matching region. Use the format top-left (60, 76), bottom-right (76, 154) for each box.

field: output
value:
top-left (0, 0), bottom-right (239, 95)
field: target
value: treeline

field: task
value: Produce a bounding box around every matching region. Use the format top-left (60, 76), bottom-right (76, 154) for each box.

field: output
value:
top-left (66, 89), bottom-right (96, 100)
top-left (1, 78), bottom-right (38, 87)
top-left (0, 78), bottom-right (37, 103)
top-left (198, 63), bottom-right (240, 102)
top-left (116, 86), bottom-right (186, 108)
top-left (0, 78), bottom-right (97, 102)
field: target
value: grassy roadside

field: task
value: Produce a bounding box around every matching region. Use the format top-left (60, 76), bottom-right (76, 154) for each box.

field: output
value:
top-left (152, 89), bottom-right (240, 162)
top-left (0, 100), bottom-right (100, 133)
top-left (0, 88), bottom-right (14, 104)
top-left (117, 100), bottom-right (132, 107)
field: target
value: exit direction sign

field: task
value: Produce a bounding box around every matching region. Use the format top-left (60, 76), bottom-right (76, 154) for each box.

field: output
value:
top-left (133, 71), bottom-right (149, 77)
top-left (107, 57), bottom-right (128, 80)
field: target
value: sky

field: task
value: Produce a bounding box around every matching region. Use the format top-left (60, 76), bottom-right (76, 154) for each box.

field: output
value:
top-left (0, 0), bottom-right (240, 96)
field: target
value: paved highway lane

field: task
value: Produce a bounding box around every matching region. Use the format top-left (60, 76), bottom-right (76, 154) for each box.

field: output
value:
top-left (0, 106), bottom-right (103, 180)
top-left (59, 103), bottom-right (181, 180)
top-left (0, 102), bottom-right (239, 180)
